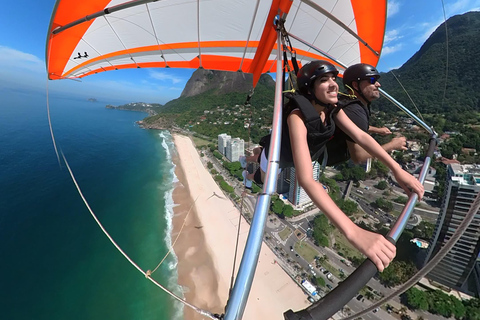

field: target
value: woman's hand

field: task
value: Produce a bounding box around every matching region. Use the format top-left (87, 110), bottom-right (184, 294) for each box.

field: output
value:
top-left (393, 169), bottom-right (424, 199)
top-left (348, 226), bottom-right (396, 272)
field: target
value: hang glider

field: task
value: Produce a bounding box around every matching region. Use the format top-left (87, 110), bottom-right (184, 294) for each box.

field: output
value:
top-left (46, 1), bottom-right (438, 320)
top-left (46, 0), bottom-right (386, 86)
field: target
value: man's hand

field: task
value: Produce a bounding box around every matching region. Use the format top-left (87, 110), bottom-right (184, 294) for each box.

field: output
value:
top-left (369, 126), bottom-right (392, 135)
top-left (391, 136), bottom-right (408, 151)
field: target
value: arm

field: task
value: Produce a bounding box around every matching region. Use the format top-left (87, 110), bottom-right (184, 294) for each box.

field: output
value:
top-left (347, 136), bottom-right (407, 164)
top-left (336, 109), bottom-right (424, 198)
top-left (287, 111), bottom-right (395, 271)
top-left (368, 126), bottom-right (391, 135)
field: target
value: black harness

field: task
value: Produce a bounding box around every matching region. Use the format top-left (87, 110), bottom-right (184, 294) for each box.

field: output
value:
top-left (260, 94), bottom-right (337, 168)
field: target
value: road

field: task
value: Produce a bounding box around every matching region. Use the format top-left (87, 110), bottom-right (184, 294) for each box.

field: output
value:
top-left (199, 148), bottom-right (446, 320)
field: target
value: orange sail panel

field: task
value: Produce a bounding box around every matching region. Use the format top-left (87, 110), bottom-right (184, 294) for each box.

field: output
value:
top-left (46, 0), bottom-right (387, 86)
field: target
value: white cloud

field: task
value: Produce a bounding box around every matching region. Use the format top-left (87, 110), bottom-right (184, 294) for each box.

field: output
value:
top-left (148, 70), bottom-right (183, 84)
top-left (387, 0), bottom-right (401, 17)
top-left (445, 0), bottom-right (479, 16)
top-left (382, 43), bottom-right (403, 55)
top-left (0, 46), bottom-right (45, 73)
top-left (384, 29), bottom-right (403, 44)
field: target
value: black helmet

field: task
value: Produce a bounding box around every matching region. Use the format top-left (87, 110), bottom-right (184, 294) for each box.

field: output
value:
top-left (297, 60), bottom-right (339, 95)
top-left (342, 63), bottom-right (380, 89)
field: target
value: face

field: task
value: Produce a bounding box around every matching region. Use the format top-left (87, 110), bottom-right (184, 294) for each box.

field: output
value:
top-left (311, 72), bottom-right (338, 105)
top-left (358, 77), bottom-right (381, 101)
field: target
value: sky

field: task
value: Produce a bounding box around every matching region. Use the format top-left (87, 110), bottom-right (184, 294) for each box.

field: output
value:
top-left (1, 0), bottom-right (479, 105)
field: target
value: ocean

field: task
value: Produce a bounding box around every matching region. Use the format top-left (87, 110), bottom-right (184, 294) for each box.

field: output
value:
top-left (0, 94), bottom-right (183, 320)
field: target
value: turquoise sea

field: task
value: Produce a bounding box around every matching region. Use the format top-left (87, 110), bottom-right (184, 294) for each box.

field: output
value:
top-left (0, 94), bottom-right (182, 320)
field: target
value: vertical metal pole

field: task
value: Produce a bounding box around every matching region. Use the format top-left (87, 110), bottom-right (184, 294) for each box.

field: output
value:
top-left (224, 20), bottom-right (284, 320)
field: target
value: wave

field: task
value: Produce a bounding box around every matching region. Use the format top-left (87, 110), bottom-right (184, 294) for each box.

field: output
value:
top-left (158, 131), bottom-right (184, 320)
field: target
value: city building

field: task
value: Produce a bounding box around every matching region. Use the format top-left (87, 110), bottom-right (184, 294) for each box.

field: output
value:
top-left (287, 161), bottom-right (321, 208)
top-left (422, 163), bottom-right (480, 296)
top-left (218, 133), bottom-right (231, 155)
top-left (226, 137), bottom-right (244, 162)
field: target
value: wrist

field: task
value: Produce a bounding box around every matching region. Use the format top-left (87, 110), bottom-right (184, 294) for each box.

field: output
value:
top-left (391, 162), bottom-right (403, 175)
top-left (343, 221), bottom-right (359, 242)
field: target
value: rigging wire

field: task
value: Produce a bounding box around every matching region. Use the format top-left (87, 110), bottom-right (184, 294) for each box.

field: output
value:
top-left (227, 84), bottom-right (257, 299)
top-left (342, 188), bottom-right (480, 320)
top-left (228, 191), bottom-right (247, 297)
top-left (45, 85), bottom-right (218, 320)
top-left (440, 0), bottom-right (450, 110)
top-left (343, 3), bottom-right (454, 318)
top-left (389, 70), bottom-right (426, 124)
top-left (58, 151), bottom-right (218, 320)
top-left (389, 0), bottom-right (449, 127)
top-left (103, 15), bottom-right (141, 68)
top-left (149, 195), bottom-right (199, 276)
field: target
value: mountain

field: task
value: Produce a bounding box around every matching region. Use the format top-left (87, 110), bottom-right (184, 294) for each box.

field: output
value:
top-left (180, 68), bottom-right (260, 97)
top-left (106, 102), bottom-right (162, 115)
top-left (141, 69), bottom-right (276, 142)
top-left (141, 11), bottom-right (480, 143)
top-left (376, 11), bottom-right (480, 120)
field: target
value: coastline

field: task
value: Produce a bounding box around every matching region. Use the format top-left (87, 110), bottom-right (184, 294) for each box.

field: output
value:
top-left (171, 133), bottom-right (310, 320)
top-left (170, 148), bottom-right (225, 319)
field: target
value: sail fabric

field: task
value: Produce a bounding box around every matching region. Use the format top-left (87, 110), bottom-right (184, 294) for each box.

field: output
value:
top-left (46, 0), bottom-right (386, 86)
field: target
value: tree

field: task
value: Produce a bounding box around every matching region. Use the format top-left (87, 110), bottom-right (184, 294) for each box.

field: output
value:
top-left (379, 261), bottom-right (417, 287)
top-left (374, 198), bottom-right (394, 212)
top-left (219, 181), bottom-right (234, 193)
top-left (404, 287), bottom-right (429, 310)
top-left (283, 205), bottom-right (294, 218)
top-left (314, 232), bottom-right (329, 247)
top-left (464, 298), bottom-right (480, 320)
top-left (375, 180), bottom-right (388, 190)
top-left (394, 196), bottom-right (408, 204)
top-left (207, 161), bottom-right (213, 169)
top-left (272, 199), bottom-right (284, 215)
top-left (312, 215), bottom-right (332, 247)
top-left (337, 199), bottom-right (358, 215)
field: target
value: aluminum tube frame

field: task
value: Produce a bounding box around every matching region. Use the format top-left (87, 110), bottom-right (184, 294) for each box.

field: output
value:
top-left (284, 135), bottom-right (437, 320)
top-left (388, 135), bottom-right (437, 241)
top-left (287, 31), bottom-right (435, 136)
top-left (224, 26), bottom-right (284, 320)
top-left (379, 88), bottom-right (434, 135)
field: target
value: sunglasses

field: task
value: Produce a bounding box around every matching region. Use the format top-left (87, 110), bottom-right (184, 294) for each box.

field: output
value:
top-left (367, 77), bottom-right (378, 84)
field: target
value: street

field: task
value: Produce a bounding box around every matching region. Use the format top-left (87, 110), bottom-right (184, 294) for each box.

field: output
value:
top-left (198, 147), bottom-right (445, 320)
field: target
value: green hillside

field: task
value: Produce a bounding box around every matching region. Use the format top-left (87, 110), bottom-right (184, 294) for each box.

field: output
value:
top-left (376, 12), bottom-right (480, 127)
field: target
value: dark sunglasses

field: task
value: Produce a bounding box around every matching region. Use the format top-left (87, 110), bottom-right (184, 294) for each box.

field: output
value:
top-left (367, 76), bottom-right (378, 84)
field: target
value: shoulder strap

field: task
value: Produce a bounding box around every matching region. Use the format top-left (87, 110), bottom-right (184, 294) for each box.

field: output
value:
top-left (339, 98), bottom-right (370, 117)
top-left (289, 95), bottom-right (318, 122)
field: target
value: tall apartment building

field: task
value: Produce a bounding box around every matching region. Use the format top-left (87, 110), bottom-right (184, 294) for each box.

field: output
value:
top-left (226, 138), bottom-right (245, 162)
top-left (218, 133), bottom-right (231, 155)
top-left (422, 163), bottom-right (480, 295)
top-left (287, 161), bottom-right (321, 208)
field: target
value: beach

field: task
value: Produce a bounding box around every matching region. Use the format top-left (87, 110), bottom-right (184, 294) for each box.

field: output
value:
top-left (171, 134), bottom-right (310, 320)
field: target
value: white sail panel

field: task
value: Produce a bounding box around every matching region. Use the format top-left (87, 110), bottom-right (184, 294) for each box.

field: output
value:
top-left (47, 0), bottom-right (386, 84)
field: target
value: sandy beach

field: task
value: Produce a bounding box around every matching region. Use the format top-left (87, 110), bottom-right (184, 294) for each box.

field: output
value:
top-left (171, 134), bottom-right (310, 320)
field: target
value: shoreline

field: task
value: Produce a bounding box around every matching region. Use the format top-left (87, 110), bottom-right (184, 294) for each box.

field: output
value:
top-left (170, 147), bottom-right (225, 319)
top-left (171, 133), bottom-right (310, 320)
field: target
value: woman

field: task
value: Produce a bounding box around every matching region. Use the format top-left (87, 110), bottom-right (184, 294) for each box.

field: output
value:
top-left (249, 60), bottom-right (424, 271)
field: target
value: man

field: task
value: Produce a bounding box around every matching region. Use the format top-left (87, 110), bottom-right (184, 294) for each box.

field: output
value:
top-left (325, 63), bottom-right (407, 166)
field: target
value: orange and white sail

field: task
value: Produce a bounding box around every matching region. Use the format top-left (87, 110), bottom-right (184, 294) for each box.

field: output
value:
top-left (46, 0), bottom-right (386, 86)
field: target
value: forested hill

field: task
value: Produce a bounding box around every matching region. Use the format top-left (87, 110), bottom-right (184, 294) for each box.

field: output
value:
top-left (376, 11), bottom-right (480, 125)
top-left (141, 11), bottom-right (480, 145)
top-left (142, 69), bottom-right (276, 142)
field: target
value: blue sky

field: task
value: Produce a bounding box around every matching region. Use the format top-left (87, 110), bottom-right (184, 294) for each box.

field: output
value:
top-left (1, 0), bottom-right (479, 105)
